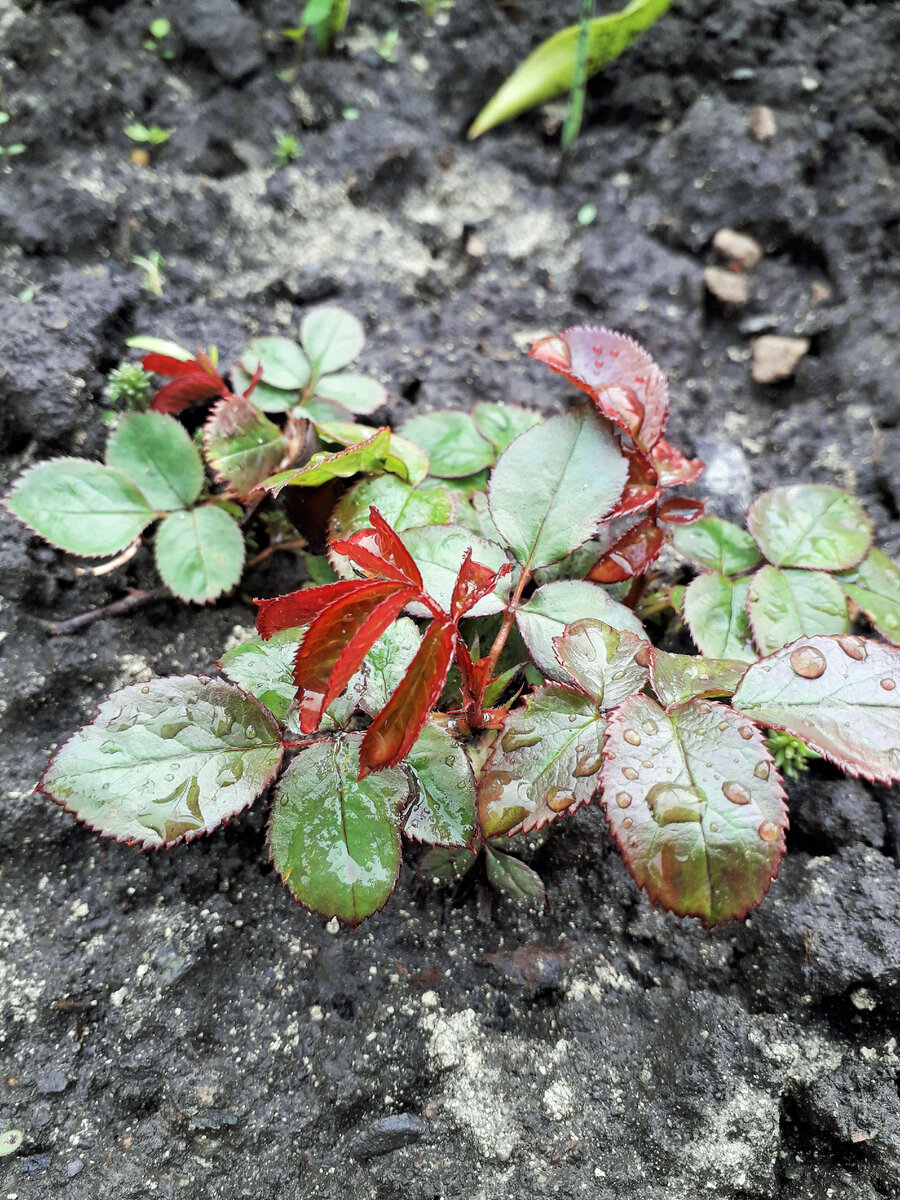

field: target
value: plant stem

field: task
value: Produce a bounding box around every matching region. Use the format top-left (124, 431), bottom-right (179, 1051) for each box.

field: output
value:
top-left (73, 538), bottom-right (142, 578)
top-left (244, 537), bottom-right (307, 571)
top-left (487, 567), bottom-right (532, 676)
top-left (47, 587), bottom-right (169, 636)
top-left (561, 0), bottom-right (593, 152)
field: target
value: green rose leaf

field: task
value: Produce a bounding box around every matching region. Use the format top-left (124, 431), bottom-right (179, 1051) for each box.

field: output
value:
top-left (478, 684), bottom-right (605, 838)
top-left (329, 475), bottom-right (453, 543)
top-left (747, 484), bottom-right (872, 570)
top-left (154, 506), bottom-right (245, 603)
top-left (269, 735), bottom-right (407, 924)
top-left (683, 573), bottom-right (756, 662)
top-left (203, 395), bottom-right (287, 498)
top-left (301, 307), bottom-right (366, 376)
top-left (746, 565), bottom-right (849, 656)
top-left (732, 635), bottom-right (900, 784)
top-left (259, 428), bottom-right (392, 496)
top-left (601, 695), bottom-right (787, 927)
top-left (40, 676), bottom-right (283, 848)
top-left (403, 724), bottom-right (477, 848)
top-left (488, 406), bottom-right (627, 569)
top-left (400, 524), bottom-right (511, 617)
top-left (552, 617), bottom-right (650, 709)
top-left (315, 372), bottom-right (386, 415)
top-left (106, 411), bottom-right (204, 510)
top-left (219, 626), bottom-right (306, 721)
top-left (672, 516), bottom-right (763, 575)
top-left (649, 650), bottom-right (749, 709)
top-left (472, 402), bottom-right (541, 454)
top-left (836, 548), bottom-right (900, 646)
top-left (5, 460), bottom-right (157, 557)
top-left (516, 580), bottom-right (647, 680)
top-left (417, 846), bottom-right (478, 884)
top-left (398, 411), bottom-right (494, 479)
top-left (314, 419), bottom-right (429, 486)
top-left (240, 336), bottom-right (311, 391)
top-left (485, 847), bottom-right (546, 906)
top-left (231, 365), bottom-right (298, 413)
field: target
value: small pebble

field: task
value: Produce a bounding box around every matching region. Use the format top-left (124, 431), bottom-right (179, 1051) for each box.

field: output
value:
top-left (749, 105), bottom-right (777, 142)
top-left (704, 266), bottom-right (749, 305)
top-left (751, 335), bottom-right (810, 383)
top-left (713, 227), bottom-right (763, 270)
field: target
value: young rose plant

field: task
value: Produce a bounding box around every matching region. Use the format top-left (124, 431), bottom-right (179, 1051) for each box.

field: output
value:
top-left (36, 328), bottom-right (900, 927)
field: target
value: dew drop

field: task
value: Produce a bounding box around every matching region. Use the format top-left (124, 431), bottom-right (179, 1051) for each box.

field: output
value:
top-left (573, 751), bottom-right (603, 778)
top-left (624, 729), bottom-right (642, 746)
top-left (501, 725), bottom-right (541, 752)
top-left (696, 702), bottom-right (711, 714)
top-left (836, 635), bottom-right (867, 661)
top-left (789, 645), bottom-right (827, 679)
top-left (634, 645), bottom-right (652, 668)
top-left (758, 819), bottom-right (779, 842)
top-left (880, 677), bottom-right (896, 692)
top-left (615, 792), bottom-right (632, 808)
top-left (739, 726), bottom-right (754, 740)
top-left (622, 817), bottom-right (633, 829)
top-left (642, 761), bottom-right (653, 770)
top-left (722, 780), bottom-right (750, 805)
top-left (754, 760), bottom-right (770, 780)
top-left (717, 720), bottom-right (729, 732)
top-left (612, 670), bottom-right (627, 681)
top-left (141, 685), bottom-right (150, 695)
top-left (444, 755), bottom-right (455, 766)
top-left (642, 719), bottom-right (657, 735)
top-left (709, 822), bottom-right (719, 832)
top-left (622, 767), bottom-right (639, 780)
top-left (547, 788), bottom-right (575, 813)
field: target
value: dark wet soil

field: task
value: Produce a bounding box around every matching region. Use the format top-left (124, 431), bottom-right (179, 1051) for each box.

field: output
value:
top-left (1, 1), bottom-right (899, 1196)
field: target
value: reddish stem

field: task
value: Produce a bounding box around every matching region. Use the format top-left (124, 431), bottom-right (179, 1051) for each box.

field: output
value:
top-left (487, 567), bottom-right (531, 677)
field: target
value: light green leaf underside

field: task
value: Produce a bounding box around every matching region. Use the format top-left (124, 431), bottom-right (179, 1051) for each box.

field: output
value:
top-left (154, 506), bottom-right (245, 603)
top-left (683, 573), bottom-right (756, 662)
top-left (107, 412), bottom-right (204, 510)
top-left (260, 428), bottom-right (392, 495)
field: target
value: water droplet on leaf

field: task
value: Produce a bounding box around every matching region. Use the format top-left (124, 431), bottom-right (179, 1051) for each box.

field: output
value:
top-left (624, 729), bottom-right (641, 746)
top-left (547, 788), bottom-right (575, 812)
top-left (754, 760), bottom-right (770, 780)
top-left (722, 780), bottom-right (750, 805)
top-left (789, 645), bottom-right (827, 679)
top-left (836, 635), bottom-right (867, 661)
top-left (615, 792), bottom-right (632, 808)
top-left (622, 767), bottom-right (638, 780)
top-left (758, 819), bottom-right (779, 842)
top-left (880, 677), bottom-right (896, 692)
top-left (739, 726), bottom-right (754, 740)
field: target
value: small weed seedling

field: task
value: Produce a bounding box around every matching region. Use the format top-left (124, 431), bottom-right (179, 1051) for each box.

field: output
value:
top-left (131, 251), bottom-right (166, 296)
top-left (30, 328), bottom-right (900, 928)
top-left (283, 0), bottom-right (350, 54)
top-left (124, 123), bottom-right (172, 146)
top-left (273, 133), bottom-right (303, 167)
top-left (0, 110), bottom-right (26, 157)
top-left (144, 17), bottom-right (175, 58)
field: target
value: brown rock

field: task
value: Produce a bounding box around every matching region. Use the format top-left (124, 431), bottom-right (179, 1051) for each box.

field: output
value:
top-left (751, 335), bottom-right (810, 383)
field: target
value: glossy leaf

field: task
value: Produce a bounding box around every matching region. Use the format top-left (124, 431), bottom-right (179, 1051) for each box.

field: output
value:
top-left (315, 372), bottom-right (386, 414)
top-left (241, 336), bottom-right (311, 391)
top-left (478, 684), bottom-right (604, 838)
top-left (203, 395), bottom-right (287, 498)
top-left (269, 736), bottom-right (406, 924)
top-left (836, 548), bottom-right (900, 645)
top-left (230, 365), bottom-right (297, 413)
top-left (649, 650), bottom-right (749, 709)
top-left (360, 620), bottom-right (458, 776)
top-left (451, 549), bottom-right (512, 620)
top-left (301, 307), bottom-right (365, 376)
top-left (649, 438), bottom-right (705, 488)
top-left (683, 573), bottom-right (756, 662)
top-left (732, 635), bottom-right (900, 783)
top-left (611, 447), bottom-right (661, 517)
top-left (220, 627), bottom-right (306, 721)
top-left (552, 618), bottom-right (650, 708)
top-left (672, 516), bottom-right (763, 575)
top-left (400, 525), bottom-right (510, 618)
top-left (144, 352), bottom-right (227, 415)
top-left (336, 505), bottom-right (424, 587)
top-left (488, 405), bottom-right (627, 569)
top-left (403, 724), bottom-right (477, 847)
top-left (256, 580), bottom-right (368, 640)
top-left (530, 326), bottom-right (669, 452)
top-left (259, 428), bottom-right (391, 496)
top-left (747, 485), bottom-right (872, 571)
top-left (516, 580), bottom-right (647, 680)
top-left (601, 695), bottom-right (787, 926)
top-left (657, 496), bottom-right (705, 525)
top-left (106, 412), bottom-right (203, 510)
top-left (155, 507), bottom-right (244, 603)
top-left (312, 420), bottom-right (427, 485)
top-left (357, 618), bottom-right (423, 717)
top-left (472, 402), bottom-right (541, 454)
top-left (5, 460), bottom-right (156, 557)
top-left (587, 517), bottom-right (664, 583)
top-left (398, 412), bottom-right (494, 479)
top-left (40, 676), bottom-right (283, 848)
top-left (747, 565), bottom-right (849, 656)
top-left (468, 0), bottom-right (673, 139)
top-left (484, 847), bottom-right (546, 906)
top-left (330, 476), bottom-right (453, 544)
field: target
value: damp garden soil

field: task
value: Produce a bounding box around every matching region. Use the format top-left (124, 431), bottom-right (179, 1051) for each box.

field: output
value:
top-left (0, 1), bottom-right (899, 1196)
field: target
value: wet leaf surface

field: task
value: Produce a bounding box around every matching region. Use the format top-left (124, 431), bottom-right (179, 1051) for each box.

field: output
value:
top-left (41, 676), bottom-right (283, 848)
top-left (154, 506), bottom-right (244, 603)
top-left (747, 484), bottom-right (872, 571)
top-left (836, 548), bottom-right (900, 645)
top-left (269, 735), bottom-right (406, 924)
top-left (683, 573), bottom-right (756, 662)
top-left (259, 428), bottom-right (392, 495)
top-left (106, 412), bottom-right (204, 510)
top-left (478, 684), bottom-right (604, 838)
top-left (747, 565), bottom-right (849, 656)
top-left (398, 411), bottom-right (494, 478)
top-left (672, 516), bottom-right (762, 575)
top-left (314, 420), bottom-right (429, 486)
top-left (472, 402), bottom-right (541, 454)
top-left (650, 650), bottom-right (749, 709)
top-left (552, 617), bottom-right (650, 709)
top-left (601, 694), bottom-right (787, 926)
top-left (203, 395), bottom-right (287, 498)
top-left (400, 525), bottom-right (510, 618)
top-left (733, 635), bottom-right (900, 783)
top-left (220, 627), bottom-right (306, 722)
top-left (516, 580), bottom-right (647, 680)
top-left (330, 476), bottom-right (453, 543)
top-left (403, 724), bottom-right (477, 847)
top-left (357, 618), bottom-right (423, 717)
top-left (485, 846), bottom-right (546, 905)
top-left (5, 460), bottom-right (157, 557)
top-left (488, 405), bottom-right (627, 569)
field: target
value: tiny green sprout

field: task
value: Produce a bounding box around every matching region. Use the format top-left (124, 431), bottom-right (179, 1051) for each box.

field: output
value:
top-left (124, 123), bottom-right (172, 145)
top-left (131, 251), bottom-right (166, 296)
top-left (0, 1130), bottom-right (23, 1158)
top-left (0, 112), bottom-right (9, 124)
top-left (378, 28), bottom-right (400, 62)
top-left (273, 133), bottom-right (302, 167)
top-left (342, 106), bottom-right (360, 120)
top-left (149, 17), bottom-right (171, 39)
top-left (765, 731), bottom-right (821, 781)
top-left (104, 363), bottom-right (154, 409)
top-left (576, 202), bottom-right (598, 227)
